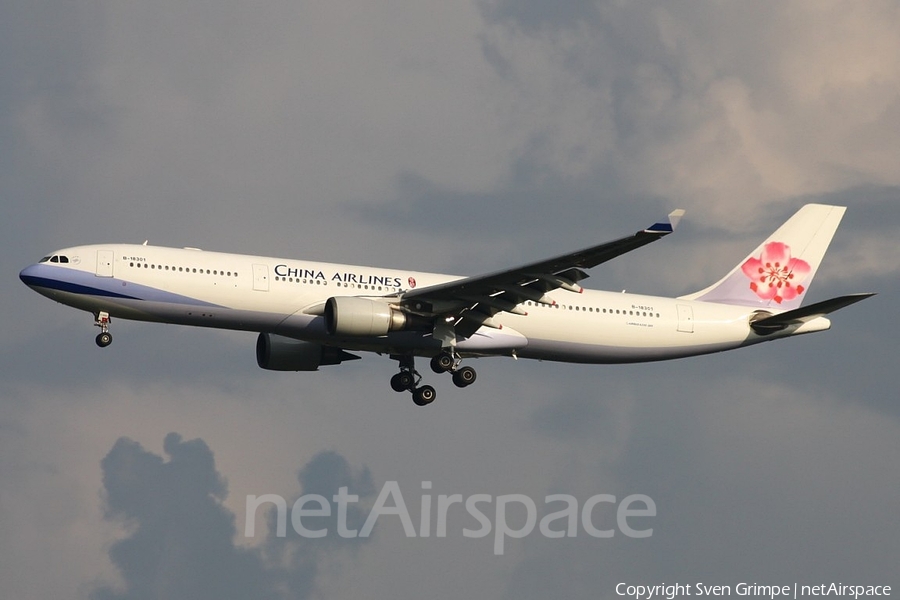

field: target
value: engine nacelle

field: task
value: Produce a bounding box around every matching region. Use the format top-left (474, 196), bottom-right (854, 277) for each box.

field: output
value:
top-left (256, 333), bottom-right (359, 371)
top-left (324, 296), bottom-right (409, 336)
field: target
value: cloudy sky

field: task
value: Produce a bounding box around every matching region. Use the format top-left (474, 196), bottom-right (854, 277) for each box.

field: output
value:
top-left (2, 1), bottom-right (898, 598)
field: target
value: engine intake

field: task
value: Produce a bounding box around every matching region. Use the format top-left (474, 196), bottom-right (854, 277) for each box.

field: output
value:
top-left (256, 333), bottom-right (359, 371)
top-left (324, 296), bottom-right (410, 336)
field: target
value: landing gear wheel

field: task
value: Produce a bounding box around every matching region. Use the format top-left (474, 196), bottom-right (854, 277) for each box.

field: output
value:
top-left (391, 371), bottom-right (415, 392)
top-left (412, 385), bottom-right (436, 406)
top-left (452, 365), bottom-right (477, 388)
top-left (430, 352), bottom-right (455, 373)
top-left (95, 332), bottom-right (113, 348)
top-left (390, 373), bottom-right (405, 392)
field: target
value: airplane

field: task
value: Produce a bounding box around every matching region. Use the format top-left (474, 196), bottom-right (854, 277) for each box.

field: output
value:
top-left (19, 203), bottom-right (873, 406)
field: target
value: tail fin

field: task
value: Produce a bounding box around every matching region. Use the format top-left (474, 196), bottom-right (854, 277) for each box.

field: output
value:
top-left (679, 204), bottom-right (846, 310)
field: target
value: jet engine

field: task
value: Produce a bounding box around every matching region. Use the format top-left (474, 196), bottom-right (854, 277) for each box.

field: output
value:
top-left (256, 333), bottom-right (359, 371)
top-left (324, 296), bottom-right (413, 336)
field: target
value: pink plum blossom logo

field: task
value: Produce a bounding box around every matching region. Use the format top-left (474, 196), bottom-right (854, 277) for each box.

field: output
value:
top-left (408, 277), bottom-right (417, 289)
top-left (741, 242), bottom-right (811, 304)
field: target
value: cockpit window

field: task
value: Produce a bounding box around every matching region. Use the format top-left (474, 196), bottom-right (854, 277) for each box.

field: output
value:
top-left (50, 256), bottom-right (59, 263)
top-left (39, 256), bottom-right (51, 263)
top-left (59, 256), bottom-right (69, 263)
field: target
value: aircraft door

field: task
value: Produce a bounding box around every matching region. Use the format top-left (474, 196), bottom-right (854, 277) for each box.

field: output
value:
top-left (676, 304), bottom-right (694, 333)
top-left (252, 264), bottom-right (269, 291)
top-left (96, 250), bottom-right (114, 277)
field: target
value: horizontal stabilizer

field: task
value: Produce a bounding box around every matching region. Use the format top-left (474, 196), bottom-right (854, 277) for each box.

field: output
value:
top-left (750, 293), bottom-right (875, 334)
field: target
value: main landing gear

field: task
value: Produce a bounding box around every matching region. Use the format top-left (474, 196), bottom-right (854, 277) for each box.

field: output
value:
top-left (94, 311), bottom-right (112, 348)
top-left (390, 351), bottom-right (478, 407)
top-left (430, 351), bottom-right (477, 389)
top-left (390, 355), bottom-right (436, 406)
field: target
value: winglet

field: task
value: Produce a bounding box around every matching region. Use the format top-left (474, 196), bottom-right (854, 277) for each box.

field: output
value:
top-left (645, 209), bottom-right (686, 234)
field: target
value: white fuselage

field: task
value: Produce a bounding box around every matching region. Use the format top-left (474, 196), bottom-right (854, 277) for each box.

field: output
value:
top-left (20, 244), bottom-right (831, 364)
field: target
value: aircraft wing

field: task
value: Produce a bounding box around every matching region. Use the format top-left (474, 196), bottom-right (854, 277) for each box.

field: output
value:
top-left (400, 209), bottom-right (685, 337)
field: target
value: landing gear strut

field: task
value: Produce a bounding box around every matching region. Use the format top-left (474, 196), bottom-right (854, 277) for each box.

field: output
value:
top-left (94, 312), bottom-right (112, 348)
top-left (390, 355), bottom-right (436, 406)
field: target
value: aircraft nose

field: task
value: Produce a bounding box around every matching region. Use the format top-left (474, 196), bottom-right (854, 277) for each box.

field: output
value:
top-left (19, 264), bottom-right (41, 288)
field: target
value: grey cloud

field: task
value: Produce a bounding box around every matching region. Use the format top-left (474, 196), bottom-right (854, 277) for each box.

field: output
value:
top-left (481, 0), bottom-right (600, 32)
top-left (354, 168), bottom-right (670, 275)
top-left (509, 368), bottom-right (900, 599)
top-left (92, 433), bottom-right (280, 600)
top-left (528, 375), bottom-right (634, 442)
top-left (260, 451), bottom-right (376, 598)
top-left (91, 434), bottom-right (374, 600)
top-left (478, 3), bottom-right (900, 222)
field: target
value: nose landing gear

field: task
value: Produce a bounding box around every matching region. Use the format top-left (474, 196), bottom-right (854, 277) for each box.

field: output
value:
top-left (94, 312), bottom-right (112, 348)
